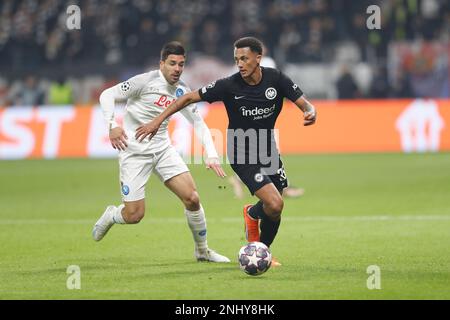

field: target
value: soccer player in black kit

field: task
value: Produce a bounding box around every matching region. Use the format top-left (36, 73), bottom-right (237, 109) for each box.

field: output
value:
top-left (136, 37), bottom-right (317, 266)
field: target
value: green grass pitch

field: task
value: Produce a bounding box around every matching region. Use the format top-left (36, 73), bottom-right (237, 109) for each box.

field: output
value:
top-left (0, 153), bottom-right (449, 299)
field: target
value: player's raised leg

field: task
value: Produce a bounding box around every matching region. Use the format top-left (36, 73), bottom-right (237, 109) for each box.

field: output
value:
top-left (164, 172), bottom-right (230, 263)
top-left (93, 150), bottom-right (154, 241)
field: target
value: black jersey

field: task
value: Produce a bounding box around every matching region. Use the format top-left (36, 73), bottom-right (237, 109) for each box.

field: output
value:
top-left (198, 67), bottom-right (303, 167)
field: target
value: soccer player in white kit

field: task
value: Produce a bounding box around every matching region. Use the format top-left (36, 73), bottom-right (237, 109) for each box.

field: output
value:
top-left (92, 42), bottom-right (230, 263)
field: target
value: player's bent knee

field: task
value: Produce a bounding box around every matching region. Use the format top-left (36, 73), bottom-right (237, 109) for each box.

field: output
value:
top-left (183, 191), bottom-right (200, 211)
top-left (265, 197), bottom-right (284, 216)
top-left (123, 206), bottom-right (145, 224)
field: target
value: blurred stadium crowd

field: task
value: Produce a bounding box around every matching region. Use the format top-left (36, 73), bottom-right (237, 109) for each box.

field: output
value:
top-left (0, 0), bottom-right (448, 105)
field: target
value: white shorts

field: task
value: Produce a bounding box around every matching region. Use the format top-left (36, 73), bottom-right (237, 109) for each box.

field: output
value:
top-left (118, 145), bottom-right (189, 202)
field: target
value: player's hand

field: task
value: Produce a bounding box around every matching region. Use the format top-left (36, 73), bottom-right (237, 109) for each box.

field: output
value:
top-left (205, 157), bottom-right (226, 178)
top-left (303, 107), bottom-right (317, 126)
top-left (135, 121), bottom-right (161, 142)
top-left (109, 127), bottom-right (128, 151)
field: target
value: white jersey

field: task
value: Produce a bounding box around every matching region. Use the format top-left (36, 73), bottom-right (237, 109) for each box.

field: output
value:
top-left (100, 70), bottom-right (217, 157)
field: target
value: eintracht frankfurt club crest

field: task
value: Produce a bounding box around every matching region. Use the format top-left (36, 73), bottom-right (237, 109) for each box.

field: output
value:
top-left (265, 87), bottom-right (277, 100)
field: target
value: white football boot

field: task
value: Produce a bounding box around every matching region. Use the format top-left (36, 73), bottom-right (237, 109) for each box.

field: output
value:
top-left (92, 206), bottom-right (116, 241)
top-left (195, 248), bottom-right (231, 263)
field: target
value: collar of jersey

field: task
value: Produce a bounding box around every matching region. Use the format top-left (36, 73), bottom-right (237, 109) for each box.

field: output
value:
top-left (239, 66), bottom-right (264, 87)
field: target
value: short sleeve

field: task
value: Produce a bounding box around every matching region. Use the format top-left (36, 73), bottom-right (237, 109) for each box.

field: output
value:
top-left (198, 78), bottom-right (227, 103)
top-left (279, 72), bottom-right (303, 102)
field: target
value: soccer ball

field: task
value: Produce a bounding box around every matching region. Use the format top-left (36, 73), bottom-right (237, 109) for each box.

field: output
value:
top-left (238, 241), bottom-right (272, 276)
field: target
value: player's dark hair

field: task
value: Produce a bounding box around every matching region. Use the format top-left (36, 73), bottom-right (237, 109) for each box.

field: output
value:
top-left (234, 37), bottom-right (263, 55)
top-left (160, 41), bottom-right (185, 61)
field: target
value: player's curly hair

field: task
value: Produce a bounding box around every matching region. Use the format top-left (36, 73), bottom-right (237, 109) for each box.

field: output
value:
top-left (234, 37), bottom-right (263, 55)
top-left (160, 41), bottom-right (185, 61)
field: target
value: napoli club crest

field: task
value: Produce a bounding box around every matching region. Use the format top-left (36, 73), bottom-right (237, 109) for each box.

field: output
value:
top-left (176, 88), bottom-right (184, 98)
top-left (121, 183), bottom-right (130, 195)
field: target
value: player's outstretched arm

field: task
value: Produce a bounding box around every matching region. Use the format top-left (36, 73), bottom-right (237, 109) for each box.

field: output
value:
top-left (294, 96), bottom-right (317, 126)
top-left (135, 91), bottom-right (202, 142)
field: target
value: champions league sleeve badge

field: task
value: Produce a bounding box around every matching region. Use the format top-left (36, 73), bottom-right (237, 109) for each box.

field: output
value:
top-left (121, 81), bottom-right (131, 92)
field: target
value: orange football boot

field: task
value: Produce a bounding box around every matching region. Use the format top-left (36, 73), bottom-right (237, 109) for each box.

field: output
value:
top-left (271, 256), bottom-right (282, 267)
top-left (243, 204), bottom-right (260, 242)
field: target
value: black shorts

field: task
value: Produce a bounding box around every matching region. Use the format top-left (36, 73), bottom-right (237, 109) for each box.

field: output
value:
top-left (231, 158), bottom-right (289, 195)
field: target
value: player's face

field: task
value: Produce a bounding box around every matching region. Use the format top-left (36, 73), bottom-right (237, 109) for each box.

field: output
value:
top-left (234, 47), bottom-right (261, 78)
top-left (160, 54), bottom-right (185, 85)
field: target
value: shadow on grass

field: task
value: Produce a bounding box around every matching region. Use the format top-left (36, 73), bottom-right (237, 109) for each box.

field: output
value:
top-left (12, 257), bottom-right (239, 278)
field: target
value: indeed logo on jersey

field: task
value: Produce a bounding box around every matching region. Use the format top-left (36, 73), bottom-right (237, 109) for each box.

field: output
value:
top-left (239, 104), bottom-right (276, 120)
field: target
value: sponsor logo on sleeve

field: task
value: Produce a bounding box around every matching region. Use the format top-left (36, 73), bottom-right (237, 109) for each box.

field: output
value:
top-left (201, 81), bottom-right (216, 94)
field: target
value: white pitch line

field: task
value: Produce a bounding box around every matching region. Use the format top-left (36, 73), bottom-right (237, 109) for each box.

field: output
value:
top-left (0, 215), bottom-right (449, 225)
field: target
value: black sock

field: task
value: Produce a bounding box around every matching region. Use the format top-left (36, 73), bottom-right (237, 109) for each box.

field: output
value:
top-left (248, 201), bottom-right (264, 219)
top-left (248, 201), bottom-right (282, 247)
top-left (260, 215), bottom-right (281, 248)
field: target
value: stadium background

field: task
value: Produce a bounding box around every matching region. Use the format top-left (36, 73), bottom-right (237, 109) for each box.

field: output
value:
top-left (1, 0), bottom-right (450, 300)
top-left (0, 0), bottom-right (449, 159)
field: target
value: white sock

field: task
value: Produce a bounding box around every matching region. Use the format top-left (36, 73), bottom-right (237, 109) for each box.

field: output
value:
top-left (112, 204), bottom-right (126, 224)
top-left (185, 204), bottom-right (208, 252)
